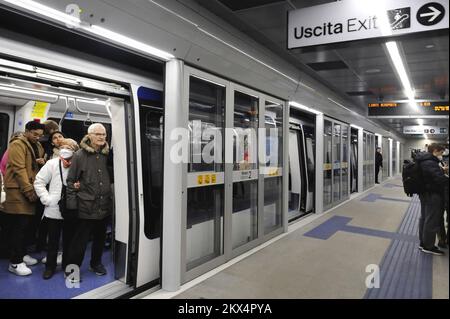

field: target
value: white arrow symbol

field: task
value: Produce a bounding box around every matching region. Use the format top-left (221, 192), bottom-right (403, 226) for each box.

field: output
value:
top-left (420, 6), bottom-right (442, 22)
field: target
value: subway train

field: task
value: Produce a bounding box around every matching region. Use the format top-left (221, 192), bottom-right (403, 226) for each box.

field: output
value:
top-left (0, 0), bottom-right (405, 299)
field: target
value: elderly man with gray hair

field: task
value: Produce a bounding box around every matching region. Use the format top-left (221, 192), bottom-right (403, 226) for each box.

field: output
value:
top-left (65, 123), bottom-right (112, 280)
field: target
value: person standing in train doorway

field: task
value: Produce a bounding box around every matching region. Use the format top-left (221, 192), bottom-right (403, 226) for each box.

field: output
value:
top-left (65, 123), bottom-right (113, 281)
top-left (3, 121), bottom-right (45, 276)
top-left (375, 147), bottom-right (383, 184)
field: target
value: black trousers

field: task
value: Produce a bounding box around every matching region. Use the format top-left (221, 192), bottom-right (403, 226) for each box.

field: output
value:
top-left (419, 193), bottom-right (444, 248)
top-left (8, 214), bottom-right (32, 264)
top-left (45, 218), bottom-right (62, 270)
top-left (27, 201), bottom-right (47, 251)
top-left (66, 218), bottom-right (108, 269)
top-left (62, 217), bottom-right (78, 270)
top-left (45, 217), bottom-right (78, 270)
top-left (375, 165), bottom-right (381, 183)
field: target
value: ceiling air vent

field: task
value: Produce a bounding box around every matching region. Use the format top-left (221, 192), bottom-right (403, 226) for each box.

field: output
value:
top-left (307, 60), bottom-right (349, 71)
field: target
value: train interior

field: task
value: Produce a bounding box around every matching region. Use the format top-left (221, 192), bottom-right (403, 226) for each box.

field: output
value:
top-left (0, 56), bottom-right (163, 298)
top-left (288, 107), bottom-right (315, 222)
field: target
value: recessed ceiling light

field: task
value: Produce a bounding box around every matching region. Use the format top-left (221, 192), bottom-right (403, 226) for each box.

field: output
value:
top-left (365, 68), bottom-right (381, 74)
top-left (425, 44), bottom-right (435, 49)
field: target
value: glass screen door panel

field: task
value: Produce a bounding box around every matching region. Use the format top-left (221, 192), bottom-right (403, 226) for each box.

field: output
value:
top-left (332, 123), bottom-right (341, 202)
top-left (186, 76), bottom-right (225, 270)
top-left (341, 124), bottom-right (349, 200)
top-left (232, 91), bottom-right (259, 250)
top-left (382, 137), bottom-right (389, 180)
top-left (323, 120), bottom-right (332, 208)
top-left (263, 100), bottom-right (283, 235)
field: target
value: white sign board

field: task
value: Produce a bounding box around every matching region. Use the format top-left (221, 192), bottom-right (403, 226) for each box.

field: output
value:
top-left (403, 125), bottom-right (448, 135)
top-left (288, 0), bottom-right (449, 48)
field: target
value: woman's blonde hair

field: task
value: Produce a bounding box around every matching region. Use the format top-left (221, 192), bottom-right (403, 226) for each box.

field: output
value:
top-left (61, 138), bottom-right (79, 152)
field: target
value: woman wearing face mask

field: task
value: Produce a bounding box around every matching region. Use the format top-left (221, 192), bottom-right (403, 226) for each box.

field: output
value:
top-left (34, 139), bottom-right (79, 279)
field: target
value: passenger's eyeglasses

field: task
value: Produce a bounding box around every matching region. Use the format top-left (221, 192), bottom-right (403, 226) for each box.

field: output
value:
top-left (91, 133), bottom-right (107, 137)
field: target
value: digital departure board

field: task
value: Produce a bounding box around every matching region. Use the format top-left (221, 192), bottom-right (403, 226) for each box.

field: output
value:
top-left (368, 101), bottom-right (449, 117)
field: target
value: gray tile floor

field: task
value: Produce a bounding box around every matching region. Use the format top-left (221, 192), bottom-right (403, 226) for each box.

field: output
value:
top-left (174, 178), bottom-right (449, 299)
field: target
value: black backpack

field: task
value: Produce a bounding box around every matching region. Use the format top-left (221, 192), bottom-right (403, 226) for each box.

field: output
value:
top-left (402, 160), bottom-right (425, 197)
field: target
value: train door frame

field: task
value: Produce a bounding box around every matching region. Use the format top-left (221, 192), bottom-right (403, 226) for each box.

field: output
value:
top-left (288, 113), bottom-right (316, 220)
top-left (0, 104), bottom-right (14, 157)
top-left (0, 48), bottom-right (164, 297)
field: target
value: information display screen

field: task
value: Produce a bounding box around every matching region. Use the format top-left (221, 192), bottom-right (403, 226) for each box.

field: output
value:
top-left (368, 101), bottom-right (449, 116)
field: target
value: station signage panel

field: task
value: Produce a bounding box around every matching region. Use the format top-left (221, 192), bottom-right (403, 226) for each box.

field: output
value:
top-left (403, 125), bottom-right (448, 135)
top-left (368, 101), bottom-right (449, 117)
top-left (288, 0), bottom-right (449, 48)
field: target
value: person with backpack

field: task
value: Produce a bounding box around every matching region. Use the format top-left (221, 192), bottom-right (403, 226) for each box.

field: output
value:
top-left (415, 143), bottom-right (449, 256)
top-left (34, 139), bottom-right (79, 279)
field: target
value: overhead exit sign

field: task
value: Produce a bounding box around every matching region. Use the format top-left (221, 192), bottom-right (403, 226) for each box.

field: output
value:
top-left (368, 101), bottom-right (449, 117)
top-left (288, 0), bottom-right (449, 49)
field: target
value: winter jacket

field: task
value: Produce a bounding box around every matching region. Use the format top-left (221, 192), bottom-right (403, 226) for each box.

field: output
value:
top-left (415, 152), bottom-right (449, 194)
top-left (3, 135), bottom-right (44, 215)
top-left (34, 158), bottom-right (69, 220)
top-left (66, 135), bottom-right (112, 220)
top-left (375, 152), bottom-right (383, 168)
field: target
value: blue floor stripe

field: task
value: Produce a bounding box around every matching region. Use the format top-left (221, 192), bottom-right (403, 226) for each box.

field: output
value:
top-left (364, 195), bottom-right (433, 299)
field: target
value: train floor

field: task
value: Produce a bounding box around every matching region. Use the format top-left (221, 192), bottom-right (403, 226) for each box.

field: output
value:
top-left (148, 176), bottom-right (449, 299)
top-left (0, 242), bottom-right (115, 299)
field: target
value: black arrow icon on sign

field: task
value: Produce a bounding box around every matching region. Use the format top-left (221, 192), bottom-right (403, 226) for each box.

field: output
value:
top-left (417, 2), bottom-right (445, 26)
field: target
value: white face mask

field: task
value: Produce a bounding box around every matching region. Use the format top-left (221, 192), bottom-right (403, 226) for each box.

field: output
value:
top-left (60, 148), bottom-right (74, 159)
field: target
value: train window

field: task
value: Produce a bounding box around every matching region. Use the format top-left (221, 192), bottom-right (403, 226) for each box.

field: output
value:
top-left (137, 87), bottom-right (164, 239)
top-left (0, 113), bottom-right (9, 160)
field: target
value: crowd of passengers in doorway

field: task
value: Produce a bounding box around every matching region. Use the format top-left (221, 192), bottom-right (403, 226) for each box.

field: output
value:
top-left (0, 119), bottom-right (113, 282)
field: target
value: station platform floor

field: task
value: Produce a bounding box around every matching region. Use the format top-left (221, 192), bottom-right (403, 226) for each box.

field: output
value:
top-left (146, 176), bottom-right (449, 299)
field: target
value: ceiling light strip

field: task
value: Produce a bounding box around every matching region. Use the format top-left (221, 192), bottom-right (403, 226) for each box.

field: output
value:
top-left (289, 101), bottom-right (322, 115)
top-left (385, 41), bottom-right (416, 108)
top-left (2, 0), bottom-right (175, 61)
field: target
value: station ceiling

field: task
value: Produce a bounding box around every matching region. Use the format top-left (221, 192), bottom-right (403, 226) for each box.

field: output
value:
top-left (192, 0), bottom-right (449, 139)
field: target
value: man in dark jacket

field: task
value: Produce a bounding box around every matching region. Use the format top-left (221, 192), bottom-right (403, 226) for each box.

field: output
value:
top-left (65, 123), bottom-right (112, 279)
top-left (375, 147), bottom-right (383, 184)
top-left (416, 143), bottom-right (449, 256)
